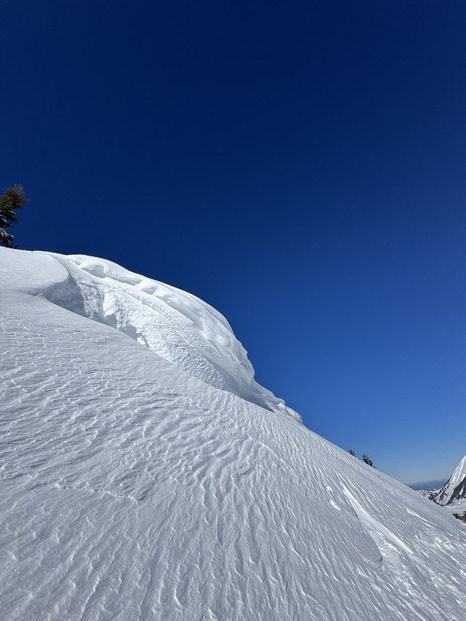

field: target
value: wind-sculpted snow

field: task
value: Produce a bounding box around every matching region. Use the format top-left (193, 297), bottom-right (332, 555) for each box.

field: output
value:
top-left (1, 248), bottom-right (466, 621)
top-left (42, 252), bottom-right (294, 418)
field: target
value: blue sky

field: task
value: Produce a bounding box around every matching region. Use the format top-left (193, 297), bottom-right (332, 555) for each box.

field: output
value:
top-left (2, 0), bottom-right (465, 485)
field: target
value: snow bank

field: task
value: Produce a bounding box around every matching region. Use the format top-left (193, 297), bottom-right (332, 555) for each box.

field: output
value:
top-left (1, 247), bottom-right (465, 621)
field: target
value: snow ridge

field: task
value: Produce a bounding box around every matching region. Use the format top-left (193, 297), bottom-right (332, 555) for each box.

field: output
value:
top-left (1, 248), bottom-right (466, 621)
top-left (42, 252), bottom-right (297, 419)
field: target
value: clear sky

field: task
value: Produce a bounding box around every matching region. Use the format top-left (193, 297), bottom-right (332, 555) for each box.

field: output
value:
top-left (2, 1), bottom-right (465, 485)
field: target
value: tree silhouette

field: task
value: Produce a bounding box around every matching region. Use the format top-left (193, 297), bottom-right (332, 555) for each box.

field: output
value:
top-left (362, 454), bottom-right (375, 467)
top-left (0, 185), bottom-right (27, 247)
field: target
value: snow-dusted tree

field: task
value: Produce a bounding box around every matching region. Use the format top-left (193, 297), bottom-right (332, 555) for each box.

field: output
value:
top-left (0, 185), bottom-right (27, 247)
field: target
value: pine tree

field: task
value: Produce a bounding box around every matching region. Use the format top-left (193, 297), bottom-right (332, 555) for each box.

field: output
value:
top-left (362, 454), bottom-right (374, 467)
top-left (0, 185), bottom-right (27, 248)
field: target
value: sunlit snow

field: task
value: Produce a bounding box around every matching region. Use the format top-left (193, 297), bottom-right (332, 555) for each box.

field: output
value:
top-left (430, 456), bottom-right (466, 520)
top-left (1, 248), bottom-right (465, 620)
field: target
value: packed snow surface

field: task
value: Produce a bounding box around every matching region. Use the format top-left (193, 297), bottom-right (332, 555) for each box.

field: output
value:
top-left (1, 248), bottom-right (466, 621)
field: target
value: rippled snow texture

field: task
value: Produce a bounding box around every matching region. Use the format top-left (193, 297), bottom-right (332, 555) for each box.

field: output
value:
top-left (1, 248), bottom-right (465, 621)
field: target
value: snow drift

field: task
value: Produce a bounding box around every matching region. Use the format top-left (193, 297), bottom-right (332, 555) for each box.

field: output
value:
top-left (42, 252), bottom-right (294, 418)
top-left (1, 247), bottom-right (465, 621)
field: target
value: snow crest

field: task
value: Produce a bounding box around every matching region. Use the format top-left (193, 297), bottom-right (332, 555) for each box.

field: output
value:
top-left (41, 252), bottom-right (297, 419)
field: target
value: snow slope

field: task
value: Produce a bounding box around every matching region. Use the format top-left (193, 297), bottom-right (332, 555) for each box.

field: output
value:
top-left (432, 456), bottom-right (466, 507)
top-left (1, 247), bottom-right (466, 621)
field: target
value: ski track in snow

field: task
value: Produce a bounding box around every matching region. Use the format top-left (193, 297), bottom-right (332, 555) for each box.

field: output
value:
top-left (1, 248), bottom-right (466, 620)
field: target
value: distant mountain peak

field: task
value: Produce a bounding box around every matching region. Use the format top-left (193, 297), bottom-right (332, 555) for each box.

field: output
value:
top-left (432, 456), bottom-right (466, 506)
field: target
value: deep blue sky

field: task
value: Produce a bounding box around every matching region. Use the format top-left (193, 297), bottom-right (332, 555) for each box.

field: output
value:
top-left (2, 1), bottom-right (465, 485)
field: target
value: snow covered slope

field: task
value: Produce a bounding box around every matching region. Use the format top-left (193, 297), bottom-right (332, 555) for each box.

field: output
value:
top-left (1, 248), bottom-right (466, 621)
top-left (432, 456), bottom-right (466, 506)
